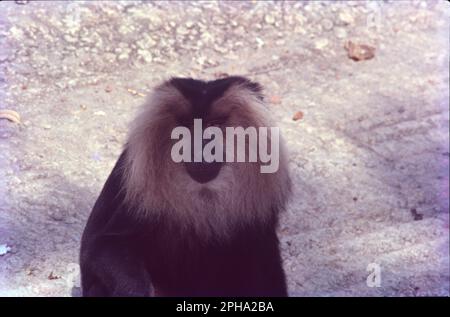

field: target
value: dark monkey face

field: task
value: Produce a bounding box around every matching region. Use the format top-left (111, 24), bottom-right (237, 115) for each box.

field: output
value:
top-left (169, 77), bottom-right (263, 184)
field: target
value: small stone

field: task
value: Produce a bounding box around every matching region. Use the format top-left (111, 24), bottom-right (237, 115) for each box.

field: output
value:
top-left (265, 14), bottom-right (276, 25)
top-left (63, 34), bottom-right (77, 43)
top-left (148, 38), bottom-right (157, 48)
top-left (0, 244), bottom-right (11, 256)
top-left (55, 82), bottom-right (66, 89)
top-left (104, 53), bottom-right (116, 62)
top-left (322, 19), bottom-right (334, 31)
top-left (295, 13), bottom-right (307, 25)
top-left (138, 49), bottom-right (153, 63)
top-left (177, 26), bottom-right (189, 36)
top-left (149, 15), bottom-right (162, 26)
top-left (67, 79), bottom-right (77, 87)
top-left (255, 37), bottom-right (265, 48)
top-left (338, 10), bottom-right (355, 25)
top-left (118, 53), bottom-right (129, 60)
top-left (206, 58), bottom-right (218, 67)
top-left (314, 38), bottom-right (329, 50)
top-left (345, 41), bottom-right (375, 61)
top-left (185, 21), bottom-right (195, 29)
top-left (334, 27), bottom-right (347, 39)
top-left (213, 45), bottom-right (228, 54)
top-left (214, 18), bottom-right (226, 25)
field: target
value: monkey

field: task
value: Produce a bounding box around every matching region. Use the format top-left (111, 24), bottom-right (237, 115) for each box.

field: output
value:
top-left (79, 76), bottom-right (292, 297)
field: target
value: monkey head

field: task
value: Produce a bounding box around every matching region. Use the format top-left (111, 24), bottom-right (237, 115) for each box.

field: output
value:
top-left (123, 76), bottom-right (291, 239)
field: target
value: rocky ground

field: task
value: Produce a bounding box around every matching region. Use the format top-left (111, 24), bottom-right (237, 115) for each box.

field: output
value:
top-left (0, 1), bottom-right (449, 296)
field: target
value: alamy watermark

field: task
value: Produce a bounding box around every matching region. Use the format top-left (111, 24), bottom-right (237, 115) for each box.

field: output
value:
top-left (171, 119), bottom-right (280, 173)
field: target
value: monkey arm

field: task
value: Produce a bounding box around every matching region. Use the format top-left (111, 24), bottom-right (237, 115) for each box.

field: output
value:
top-left (80, 151), bottom-right (152, 297)
top-left (80, 234), bottom-right (151, 297)
top-left (239, 226), bottom-right (288, 297)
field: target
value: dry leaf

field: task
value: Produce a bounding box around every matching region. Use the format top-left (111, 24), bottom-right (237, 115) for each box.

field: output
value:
top-left (293, 111), bottom-right (304, 121)
top-left (26, 268), bottom-right (37, 276)
top-left (127, 88), bottom-right (145, 97)
top-left (48, 272), bottom-right (60, 280)
top-left (410, 208), bottom-right (423, 221)
top-left (127, 88), bottom-right (138, 95)
top-left (345, 41), bottom-right (375, 61)
top-left (0, 109), bottom-right (21, 124)
top-left (269, 95), bottom-right (282, 104)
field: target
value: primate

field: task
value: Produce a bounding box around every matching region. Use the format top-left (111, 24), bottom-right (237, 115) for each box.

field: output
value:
top-left (80, 76), bottom-right (292, 297)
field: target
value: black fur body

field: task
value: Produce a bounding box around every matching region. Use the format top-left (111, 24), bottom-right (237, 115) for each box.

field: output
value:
top-left (80, 77), bottom-right (289, 297)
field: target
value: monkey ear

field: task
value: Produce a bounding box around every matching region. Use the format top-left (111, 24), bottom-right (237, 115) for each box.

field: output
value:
top-left (231, 76), bottom-right (264, 101)
top-left (239, 77), bottom-right (263, 96)
top-left (216, 76), bottom-right (265, 101)
top-left (168, 77), bottom-right (206, 97)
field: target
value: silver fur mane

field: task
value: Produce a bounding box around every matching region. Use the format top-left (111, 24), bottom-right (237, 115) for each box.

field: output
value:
top-left (123, 80), bottom-right (291, 240)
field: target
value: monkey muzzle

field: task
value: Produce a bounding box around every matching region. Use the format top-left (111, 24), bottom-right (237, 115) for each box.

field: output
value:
top-left (183, 132), bottom-right (224, 184)
top-left (184, 161), bottom-right (223, 184)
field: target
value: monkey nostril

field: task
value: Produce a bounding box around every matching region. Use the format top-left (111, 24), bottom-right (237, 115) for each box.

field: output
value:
top-left (184, 161), bottom-right (223, 184)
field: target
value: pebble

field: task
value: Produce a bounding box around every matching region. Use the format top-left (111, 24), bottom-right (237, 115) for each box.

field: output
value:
top-left (338, 10), bottom-right (355, 25)
top-left (138, 50), bottom-right (153, 63)
top-left (334, 27), bottom-right (347, 39)
top-left (213, 45), bottom-right (228, 54)
top-left (265, 14), bottom-right (276, 25)
top-left (321, 18), bottom-right (334, 31)
top-left (63, 34), bottom-right (77, 43)
top-left (118, 53), bottom-right (129, 60)
top-left (177, 26), bottom-right (189, 36)
top-left (214, 18), bottom-right (226, 25)
top-left (255, 37), bottom-right (265, 48)
top-left (314, 38), bottom-right (329, 50)
top-left (0, 244), bottom-right (11, 256)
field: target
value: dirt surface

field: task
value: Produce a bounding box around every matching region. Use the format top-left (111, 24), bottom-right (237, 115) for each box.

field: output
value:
top-left (0, 1), bottom-right (449, 297)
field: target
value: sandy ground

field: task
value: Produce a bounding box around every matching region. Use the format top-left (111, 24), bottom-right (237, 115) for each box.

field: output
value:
top-left (0, 1), bottom-right (449, 297)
